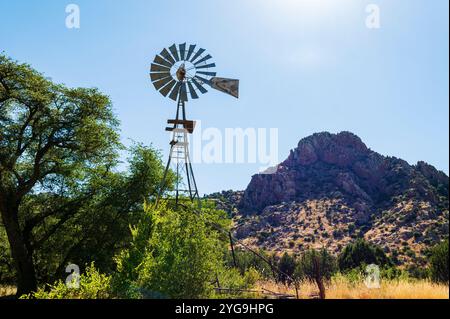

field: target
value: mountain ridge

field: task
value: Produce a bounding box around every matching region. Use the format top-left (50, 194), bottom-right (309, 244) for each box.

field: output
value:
top-left (210, 131), bottom-right (449, 266)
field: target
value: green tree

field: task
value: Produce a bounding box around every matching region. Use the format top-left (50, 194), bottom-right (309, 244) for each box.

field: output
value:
top-left (0, 54), bottom-right (122, 295)
top-left (0, 225), bottom-right (15, 284)
top-left (430, 239), bottom-right (449, 283)
top-left (26, 144), bottom-right (173, 285)
top-left (338, 239), bottom-right (392, 271)
top-left (113, 202), bottom-right (233, 298)
top-left (295, 249), bottom-right (337, 299)
top-left (295, 248), bottom-right (337, 282)
top-left (277, 252), bottom-right (296, 284)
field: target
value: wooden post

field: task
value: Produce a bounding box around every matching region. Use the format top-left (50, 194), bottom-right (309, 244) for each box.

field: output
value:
top-left (229, 232), bottom-right (237, 268)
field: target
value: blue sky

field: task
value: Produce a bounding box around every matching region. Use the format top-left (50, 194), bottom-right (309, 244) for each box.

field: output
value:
top-left (0, 0), bottom-right (448, 194)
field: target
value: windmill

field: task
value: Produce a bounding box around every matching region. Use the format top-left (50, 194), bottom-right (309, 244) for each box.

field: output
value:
top-left (150, 43), bottom-right (239, 206)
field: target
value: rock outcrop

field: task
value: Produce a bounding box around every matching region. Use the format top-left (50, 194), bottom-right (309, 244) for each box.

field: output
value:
top-left (239, 132), bottom-right (447, 219)
top-left (213, 132), bottom-right (449, 265)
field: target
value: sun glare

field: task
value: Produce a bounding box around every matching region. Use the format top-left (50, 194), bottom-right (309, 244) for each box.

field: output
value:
top-left (256, 0), bottom-right (355, 21)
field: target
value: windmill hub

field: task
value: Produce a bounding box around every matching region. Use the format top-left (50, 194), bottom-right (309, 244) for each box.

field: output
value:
top-left (150, 43), bottom-right (239, 206)
top-left (175, 63), bottom-right (187, 81)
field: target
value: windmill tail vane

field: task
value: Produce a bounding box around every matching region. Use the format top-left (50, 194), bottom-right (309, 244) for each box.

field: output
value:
top-left (150, 43), bottom-right (239, 207)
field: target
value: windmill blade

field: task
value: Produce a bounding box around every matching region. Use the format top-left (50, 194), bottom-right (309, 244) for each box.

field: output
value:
top-left (187, 81), bottom-right (199, 99)
top-left (194, 75), bottom-right (211, 86)
top-left (150, 72), bottom-right (171, 82)
top-left (160, 48), bottom-right (176, 64)
top-left (195, 63), bottom-right (216, 70)
top-left (186, 44), bottom-right (196, 61)
top-left (194, 54), bottom-right (212, 66)
top-left (168, 81), bottom-right (182, 101)
top-left (153, 76), bottom-right (173, 90)
top-left (190, 48), bottom-right (205, 63)
top-left (169, 44), bottom-right (180, 62)
top-left (191, 77), bottom-right (208, 94)
top-left (196, 71), bottom-right (217, 77)
top-left (180, 82), bottom-right (188, 102)
top-left (151, 63), bottom-right (171, 73)
top-left (153, 55), bottom-right (173, 68)
top-left (210, 77), bottom-right (239, 98)
top-left (159, 79), bottom-right (176, 97)
top-left (179, 43), bottom-right (186, 61)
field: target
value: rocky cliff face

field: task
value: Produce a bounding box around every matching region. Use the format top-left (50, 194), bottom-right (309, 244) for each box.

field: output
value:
top-left (224, 132), bottom-right (449, 265)
top-left (239, 132), bottom-right (447, 220)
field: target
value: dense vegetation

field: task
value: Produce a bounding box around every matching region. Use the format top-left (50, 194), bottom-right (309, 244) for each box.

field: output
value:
top-left (0, 54), bottom-right (174, 295)
top-left (1, 54), bottom-right (448, 299)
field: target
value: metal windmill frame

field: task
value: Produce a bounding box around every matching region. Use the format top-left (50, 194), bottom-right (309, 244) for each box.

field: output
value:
top-left (150, 43), bottom-right (239, 207)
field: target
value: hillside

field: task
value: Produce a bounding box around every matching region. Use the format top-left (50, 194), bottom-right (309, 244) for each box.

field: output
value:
top-left (211, 132), bottom-right (449, 266)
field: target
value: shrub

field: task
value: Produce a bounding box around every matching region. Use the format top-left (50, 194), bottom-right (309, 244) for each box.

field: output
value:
top-left (214, 267), bottom-right (260, 298)
top-left (224, 248), bottom-right (273, 279)
top-left (333, 229), bottom-right (343, 239)
top-left (277, 253), bottom-right (296, 284)
top-left (406, 265), bottom-right (429, 280)
top-left (295, 249), bottom-right (338, 282)
top-left (347, 223), bottom-right (355, 233)
top-left (295, 249), bottom-right (336, 299)
top-left (113, 202), bottom-right (242, 298)
top-left (430, 239), bottom-right (449, 283)
top-left (22, 263), bottom-right (111, 299)
top-left (338, 239), bottom-right (392, 271)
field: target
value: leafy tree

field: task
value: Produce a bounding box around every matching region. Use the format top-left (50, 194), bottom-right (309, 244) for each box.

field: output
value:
top-left (295, 249), bottom-right (337, 299)
top-left (295, 248), bottom-right (338, 282)
top-left (430, 239), bottom-right (449, 283)
top-left (113, 202), bottom-right (235, 298)
top-left (0, 225), bottom-right (15, 283)
top-left (338, 239), bottom-right (392, 271)
top-left (277, 252), bottom-right (296, 284)
top-left (0, 54), bottom-right (174, 296)
top-left (0, 54), bottom-right (122, 295)
top-left (27, 144), bottom-right (172, 285)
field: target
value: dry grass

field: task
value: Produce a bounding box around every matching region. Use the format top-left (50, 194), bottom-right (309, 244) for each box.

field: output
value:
top-left (255, 278), bottom-right (449, 299)
top-left (0, 285), bottom-right (16, 298)
top-left (2, 280), bottom-right (448, 299)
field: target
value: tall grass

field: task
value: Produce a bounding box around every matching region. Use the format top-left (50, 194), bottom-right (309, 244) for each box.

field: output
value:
top-left (2, 279), bottom-right (448, 299)
top-left (255, 277), bottom-right (449, 299)
top-left (0, 286), bottom-right (16, 298)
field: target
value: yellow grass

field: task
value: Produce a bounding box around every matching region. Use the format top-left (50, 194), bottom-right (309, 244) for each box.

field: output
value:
top-left (0, 285), bottom-right (16, 298)
top-left (2, 280), bottom-right (448, 299)
top-left (255, 278), bottom-right (449, 299)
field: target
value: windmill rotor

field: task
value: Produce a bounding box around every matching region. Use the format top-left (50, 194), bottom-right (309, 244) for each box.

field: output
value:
top-left (150, 43), bottom-right (239, 208)
top-left (150, 43), bottom-right (239, 102)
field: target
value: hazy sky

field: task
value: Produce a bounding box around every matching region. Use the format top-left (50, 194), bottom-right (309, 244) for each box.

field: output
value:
top-left (1, 0), bottom-right (448, 194)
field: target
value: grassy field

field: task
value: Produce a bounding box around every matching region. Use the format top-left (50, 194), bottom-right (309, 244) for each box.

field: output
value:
top-left (2, 279), bottom-right (448, 299)
top-left (256, 278), bottom-right (449, 299)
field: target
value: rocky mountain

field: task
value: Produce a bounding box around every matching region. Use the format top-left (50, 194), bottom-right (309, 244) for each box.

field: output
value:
top-left (212, 132), bottom-right (449, 266)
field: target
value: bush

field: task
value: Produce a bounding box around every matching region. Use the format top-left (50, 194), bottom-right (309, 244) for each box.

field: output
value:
top-left (225, 248), bottom-right (274, 280)
top-left (22, 263), bottom-right (111, 299)
top-left (295, 249), bottom-right (338, 282)
top-left (430, 239), bottom-right (449, 283)
top-left (338, 239), bottom-right (392, 271)
top-left (277, 253), bottom-right (296, 284)
top-left (406, 265), bottom-right (429, 280)
top-left (213, 267), bottom-right (260, 298)
top-left (113, 202), bottom-right (244, 298)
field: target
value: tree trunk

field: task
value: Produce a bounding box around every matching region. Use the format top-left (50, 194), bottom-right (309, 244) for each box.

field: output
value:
top-left (313, 256), bottom-right (326, 299)
top-left (315, 276), bottom-right (326, 299)
top-left (0, 200), bottom-right (37, 297)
